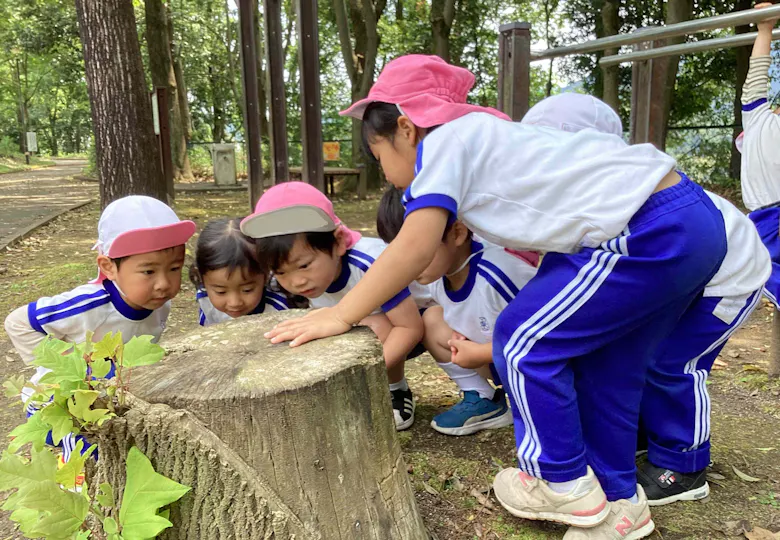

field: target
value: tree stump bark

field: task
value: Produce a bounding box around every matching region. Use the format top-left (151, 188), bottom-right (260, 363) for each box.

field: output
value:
top-left (94, 311), bottom-right (428, 540)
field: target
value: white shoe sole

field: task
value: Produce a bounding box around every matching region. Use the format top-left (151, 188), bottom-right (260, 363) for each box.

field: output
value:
top-left (622, 518), bottom-right (656, 539)
top-left (430, 408), bottom-right (513, 436)
top-left (395, 414), bottom-right (414, 431)
top-left (494, 490), bottom-right (611, 528)
top-left (647, 482), bottom-right (709, 507)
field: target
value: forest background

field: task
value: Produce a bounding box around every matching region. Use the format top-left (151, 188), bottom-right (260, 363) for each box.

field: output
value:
top-left (1, 0), bottom-right (779, 194)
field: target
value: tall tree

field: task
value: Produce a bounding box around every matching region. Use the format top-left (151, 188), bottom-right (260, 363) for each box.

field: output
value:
top-left (75, 0), bottom-right (166, 206)
top-left (431, 0), bottom-right (457, 62)
top-left (332, 0), bottom-right (388, 192)
top-left (731, 0), bottom-right (752, 181)
top-left (167, 6), bottom-right (194, 181)
top-left (600, 0), bottom-right (621, 111)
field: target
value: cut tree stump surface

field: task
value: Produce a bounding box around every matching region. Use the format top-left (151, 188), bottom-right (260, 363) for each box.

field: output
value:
top-left (103, 311), bottom-right (427, 540)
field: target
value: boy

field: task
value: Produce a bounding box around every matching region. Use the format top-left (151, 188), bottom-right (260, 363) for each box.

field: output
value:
top-left (5, 195), bottom-right (195, 454)
top-left (241, 182), bottom-right (425, 430)
top-left (378, 186), bottom-right (537, 435)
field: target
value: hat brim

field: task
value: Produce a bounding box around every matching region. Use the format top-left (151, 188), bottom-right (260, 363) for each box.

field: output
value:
top-left (241, 205), bottom-right (337, 239)
top-left (106, 220), bottom-right (196, 259)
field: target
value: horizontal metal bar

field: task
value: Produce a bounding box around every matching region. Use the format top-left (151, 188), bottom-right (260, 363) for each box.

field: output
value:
top-left (529, 4), bottom-right (780, 61)
top-left (599, 27), bottom-right (780, 66)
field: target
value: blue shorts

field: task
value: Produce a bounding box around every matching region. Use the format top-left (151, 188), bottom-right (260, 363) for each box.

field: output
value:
top-left (749, 205), bottom-right (780, 308)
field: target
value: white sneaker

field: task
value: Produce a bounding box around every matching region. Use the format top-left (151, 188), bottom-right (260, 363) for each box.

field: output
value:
top-left (562, 486), bottom-right (655, 539)
top-left (493, 466), bottom-right (610, 527)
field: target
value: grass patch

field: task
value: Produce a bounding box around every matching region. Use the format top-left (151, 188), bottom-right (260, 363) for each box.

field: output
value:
top-left (0, 155), bottom-right (56, 174)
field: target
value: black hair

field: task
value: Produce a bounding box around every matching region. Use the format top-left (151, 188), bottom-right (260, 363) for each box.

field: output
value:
top-left (189, 218), bottom-right (265, 288)
top-left (255, 231), bottom-right (338, 273)
top-left (376, 185), bottom-right (459, 243)
top-left (377, 185), bottom-right (406, 243)
top-left (361, 102), bottom-right (403, 164)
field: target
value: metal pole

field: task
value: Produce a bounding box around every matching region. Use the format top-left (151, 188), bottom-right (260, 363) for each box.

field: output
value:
top-left (498, 22), bottom-right (531, 121)
top-left (264, 0), bottom-right (289, 185)
top-left (238, 0), bottom-right (264, 209)
top-left (531, 4), bottom-right (780, 61)
top-left (601, 27), bottom-right (780, 66)
top-left (296, 0), bottom-right (324, 193)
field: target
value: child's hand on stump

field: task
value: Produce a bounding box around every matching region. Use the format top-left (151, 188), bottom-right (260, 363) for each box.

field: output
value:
top-left (265, 307), bottom-right (352, 347)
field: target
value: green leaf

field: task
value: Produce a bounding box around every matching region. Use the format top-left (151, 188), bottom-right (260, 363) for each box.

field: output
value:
top-left (9, 506), bottom-right (42, 535)
top-left (23, 480), bottom-right (89, 538)
top-left (58, 378), bottom-right (90, 398)
top-left (103, 516), bottom-right (118, 534)
top-left (3, 374), bottom-right (26, 399)
top-left (96, 482), bottom-right (115, 509)
top-left (0, 447), bottom-right (56, 493)
top-left (122, 336), bottom-right (165, 369)
top-left (8, 412), bottom-right (50, 453)
top-left (36, 346), bottom-right (88, 386)
top-left (40, 403), bottom-right (74, 445)
top-left (75, 531), bottom-right (91, 540)
top-left (91, 356), bottom-right (113, 379)
top-left (119, 447), bottom-right (190, 540)
top-left (91, 331), bottom-right (123, 361)
top-left (55, 440), bottom-right (95, 490)
top-left (67, 390), bottom-right (98, 420)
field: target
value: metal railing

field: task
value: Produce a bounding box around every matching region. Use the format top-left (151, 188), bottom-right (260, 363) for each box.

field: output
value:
top-left (530, 4), bottom-right (780, 62)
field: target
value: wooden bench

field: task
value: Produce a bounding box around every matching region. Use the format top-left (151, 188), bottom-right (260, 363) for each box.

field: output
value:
top-left (289, 166), bottom-right (361, 197)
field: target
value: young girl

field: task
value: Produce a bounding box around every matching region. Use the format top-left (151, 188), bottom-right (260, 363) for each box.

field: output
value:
top-left (241, 182), bottom-right (425, 431)
top-left (191, 218), bottom-right (290, 327)
top-left (265, 55), bottom-right (730, 539)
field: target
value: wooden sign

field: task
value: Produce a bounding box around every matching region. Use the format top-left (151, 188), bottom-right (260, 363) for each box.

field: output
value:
top-left (323, 141), bottom-right (340, 161)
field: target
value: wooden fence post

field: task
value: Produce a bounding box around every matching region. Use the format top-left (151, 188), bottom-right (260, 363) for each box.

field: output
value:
top-left (629, 28), bottom-right (669, 149)
top-left (264, 0), bottom-right (289, 185)
top-left (498, 22), bottom-right (531, 121)
top-left (296, 0), bottom-right (325, 193)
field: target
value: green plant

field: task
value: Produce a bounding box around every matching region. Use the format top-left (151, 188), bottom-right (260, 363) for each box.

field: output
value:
top-left (0, 333), bottom-right (190, 539)
top-left (0, 136), bottom-right (18, 158)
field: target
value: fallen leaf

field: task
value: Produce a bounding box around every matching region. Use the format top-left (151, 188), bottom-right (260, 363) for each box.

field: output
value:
top-left (713, 358), bottom-right (729, 370)
top-left (727, 350), bottom-right (740, 358)
top-left (475, 523), bottom-right (483, 538)
top-left (713, 520), bottom-right (751, 536)
top-left (422, 481), bottom-right (439, 496)
top-left (732, 466), bottom-right (761, 483)
top-left (470, 488), bottom-right (496, 511)
top-left (707, 473), bottom-right (726, 481)
top-left (756, 448), bottom-right (776, 452)
top-left (5, 356), bottom-right (15, 363)
top-left (744, 526), bottom-right (777, 540)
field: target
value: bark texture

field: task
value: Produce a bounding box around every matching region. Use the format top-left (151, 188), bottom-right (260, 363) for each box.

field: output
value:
top-left (95, 312), bottom-right (427, 539)
top-left (600, 0), bottom-right (620, 112)
top-left (75, 0), bottom-right (166, 207)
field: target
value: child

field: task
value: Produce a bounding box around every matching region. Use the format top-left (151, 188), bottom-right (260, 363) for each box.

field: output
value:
top-left (378, 186), bottom-right (537, 436)
top-left (265, 55), bottom-right (732, 538)
top-left (240, 181), bottom-right (425, 431)
top-left (191, 217), bottom-right (290, 326)
top-left (4, 195), bottom-right (195, 456)
top-left (737, 3), bottom-right (780, 308)
top-left (524, 93), bottom-right (771, 506)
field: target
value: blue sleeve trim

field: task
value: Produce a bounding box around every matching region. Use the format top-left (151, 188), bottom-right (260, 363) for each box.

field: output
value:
top-left (415, 141), bottom-right (424, 175)
top-left (196, 289), bottom-right (208, 300)
top-left (198, 309), bottom-right (206, 326)
top-left (478, 259), bottom-right (520, 296)
top-left (27, 301), bottom-right (45, 334)
top-left (265, 290), bottom-right (290, 308)
top-left (346, 255), bottom-right (370, 273)
top-left (348, 249), bottom-right (376, 265)
top-left (381, 287), bottom-right (412, 313)
top-left (743, 98), bottom-right (767, 112)
top-left (37, 298), bottom-right (111, 327)
top-left (403, 194), bottom-right (458, 225)
top-left (33, 290), bottom-right (108, 317)
top-left (477, 268), bottom-right (514, 304)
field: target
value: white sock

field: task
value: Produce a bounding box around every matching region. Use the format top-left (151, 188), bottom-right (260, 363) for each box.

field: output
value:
top-left (628, 493), bottom-right (639, 504)
top-left (548, 479), bottom-right (578, 494)
top-left (437, 362), bottom-right (495, 400)
top-left (389, 378), bottom-right (409, 392)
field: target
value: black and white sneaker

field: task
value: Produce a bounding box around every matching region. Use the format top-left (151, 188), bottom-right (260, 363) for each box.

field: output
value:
top-left (391, 388), bottom-right (415, 431)
top-left (637, 461), bottom-right (709, 506)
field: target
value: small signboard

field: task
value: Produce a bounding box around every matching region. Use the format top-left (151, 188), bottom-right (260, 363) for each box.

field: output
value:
top-left (151, 93), bottom-right (160, 135)
top-left (323, 141), bottom-right (340, 162)
top-left (25, 132), bottom-right (38, 153)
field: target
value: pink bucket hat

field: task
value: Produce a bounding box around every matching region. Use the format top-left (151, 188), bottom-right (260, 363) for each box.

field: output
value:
top-left (339, 54), bottom-right (510, 127)
top-left (240, 182), bottom-right (362, 248)
top-left (91, 195), bottom-right (196, 283)
top-left (522, 93), bottom-right (623, 138)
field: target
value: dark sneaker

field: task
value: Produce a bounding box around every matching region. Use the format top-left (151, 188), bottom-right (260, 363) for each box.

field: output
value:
top-left (431, 389), bottom-right (512, 436)
top-left (391, 388), bottom-right (415, 431)
top-left (635, 435), bottom-right (648, 458)
top-left (636, 461), bottom-right (709, 506)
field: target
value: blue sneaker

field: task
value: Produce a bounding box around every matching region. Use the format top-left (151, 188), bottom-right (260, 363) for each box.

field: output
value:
top-left (431, 389), bottom-right (513, 436)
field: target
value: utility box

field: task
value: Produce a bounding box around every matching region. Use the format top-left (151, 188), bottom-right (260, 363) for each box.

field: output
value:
top-left (211, 144), bottom-right (237, 186)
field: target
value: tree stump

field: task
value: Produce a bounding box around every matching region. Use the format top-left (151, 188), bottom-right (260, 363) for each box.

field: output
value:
top-left (93, 311), bottom-right (428, 540)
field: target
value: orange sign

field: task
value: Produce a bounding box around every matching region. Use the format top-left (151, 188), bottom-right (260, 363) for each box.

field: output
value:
top-left (323, 141), bottom-right (340, 161)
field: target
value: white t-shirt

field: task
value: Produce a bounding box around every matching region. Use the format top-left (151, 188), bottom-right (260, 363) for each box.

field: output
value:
top-left (310, 237), bottom-right (414, 314)
top-left (196, 287), bottom-right (289, 327)
top-left (428, 240), bottom-right (538, 344)
top-left (403, 112), bottom-right (676, 254)
top-left (703, 191), bottom-right (771, 317)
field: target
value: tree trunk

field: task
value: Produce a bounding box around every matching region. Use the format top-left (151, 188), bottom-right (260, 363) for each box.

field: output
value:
top-left (655, 0), bottom-right (693, 149)
top-left (600, 0), bottom-right (620, 112)
top-left (168, 7), bottom-right (193, 181)
top-left (94, 312), bottom-right (428, 539)
top-left (76, 0), bottom-right (166, 207)
top-left (731, 0), bottom-right (752, 182)
top-left (253, 0), bottom-right (270, 146)
top-left (431, 0), bottom-right (457, 63)
top-left (12, 60), bottom-right (27, 154)
top-left (209, 65), bottom-right (226, 142)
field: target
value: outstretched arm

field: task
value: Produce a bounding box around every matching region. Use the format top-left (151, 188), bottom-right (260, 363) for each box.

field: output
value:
top-left (752, 2), bottom-right (778, 58)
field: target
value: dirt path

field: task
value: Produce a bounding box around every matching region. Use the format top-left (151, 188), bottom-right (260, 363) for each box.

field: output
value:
top-left (0, 192), bottom-right (777, 539)
top-left (0, 159), bottom-right (95, 251)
